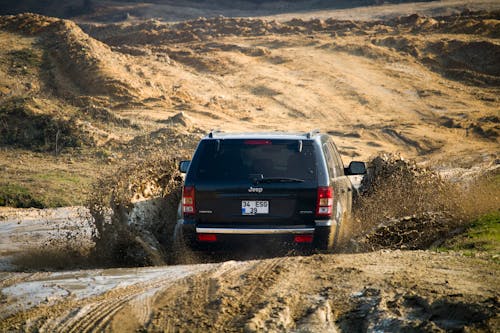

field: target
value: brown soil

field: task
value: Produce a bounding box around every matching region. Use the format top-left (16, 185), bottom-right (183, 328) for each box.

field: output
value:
top-left (0, 0), bottom-right (499, 331)
top-left (0, 249), bottom-right (498, 332)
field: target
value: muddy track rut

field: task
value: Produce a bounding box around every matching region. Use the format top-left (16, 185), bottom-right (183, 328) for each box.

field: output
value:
top-left (1, 251), bottom-right (498, 332)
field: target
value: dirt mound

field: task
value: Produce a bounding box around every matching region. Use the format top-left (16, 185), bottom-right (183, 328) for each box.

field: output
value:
top-left (0, 13), bottom-right (160, 102)
top-left (124, 126), bottom-right (203, 159)
top-left (160, 111), bottom-right (193, 127)
top-left (83, 17), bottom-right (279, 45)
top-left (441, 13), bottom-right (500, 38)
top-left (83, 16), bottom-right (369, 46)
top-left (371, 35), bottom-right (500, 86)
top-left (358, 11), bottom-right (500, 87)
top-left (81, 104), bottom-right (135, 127)
top-left (391, 10), bottom-right (500, 38)
top-left (0, 13), bottom-right (58, 34)
top-left (425, 39), bottom-right (500, 86)
top-left (0, 95), bottom-right (142, 153)
top-left (43, 19), bottom-right (140, 100)
top-left (0, 97), bottom-right (92, 151)
top-left (84, 10), bottom-right (500, 47)
top-left (81, 10), bottom-right (500, 89)
top-left (87, 153), bottom-right (182, 266)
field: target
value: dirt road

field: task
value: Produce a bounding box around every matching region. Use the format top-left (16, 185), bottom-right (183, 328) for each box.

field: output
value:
top-left (0, 207), bottom-right (498, 332)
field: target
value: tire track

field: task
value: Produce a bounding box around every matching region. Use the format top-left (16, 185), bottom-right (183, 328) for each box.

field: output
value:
top-left (143, 257), bottom-right (289, 332)
top-left (1, 265), bottom-right (214, 332)
top-left (58, 296), bottom-right (132, 333)
top-left (219, 256), bottom-right (289, 330)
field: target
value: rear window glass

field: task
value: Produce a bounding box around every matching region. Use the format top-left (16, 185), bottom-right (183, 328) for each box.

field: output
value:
top-left (191, 139), bottom-right (316, 182)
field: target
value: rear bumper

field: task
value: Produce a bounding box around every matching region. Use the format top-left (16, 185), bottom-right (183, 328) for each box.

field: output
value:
top-left (177, 219), bottom-right (334, 249)
top-left (196, 226), bottom-right (315, 234)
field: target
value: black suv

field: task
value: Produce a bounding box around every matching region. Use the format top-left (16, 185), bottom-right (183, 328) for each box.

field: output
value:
top-left (175, 131), bottom-right (366, 252)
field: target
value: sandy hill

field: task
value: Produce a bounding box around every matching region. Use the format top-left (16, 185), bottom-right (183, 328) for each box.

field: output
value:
top-left (0, 2), bottom-right (499, 207)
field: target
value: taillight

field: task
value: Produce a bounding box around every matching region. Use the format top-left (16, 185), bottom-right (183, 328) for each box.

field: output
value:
top-left (316, 186), bottom-right (333, 216)
top-left (182, 186), bottom-right (196, 217)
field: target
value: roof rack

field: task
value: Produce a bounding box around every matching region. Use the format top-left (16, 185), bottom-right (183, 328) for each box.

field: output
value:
top-left (305, 129), bottom-right (320, 139)
top-left (208, 129), bottom-right (222, 138)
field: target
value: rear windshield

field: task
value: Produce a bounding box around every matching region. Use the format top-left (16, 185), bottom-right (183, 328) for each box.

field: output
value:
top-left (190, 139), bottom-right (317, 183)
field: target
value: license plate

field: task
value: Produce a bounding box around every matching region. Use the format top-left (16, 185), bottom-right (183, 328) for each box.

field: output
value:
top-left (242, 201), bottom-right (269, 215)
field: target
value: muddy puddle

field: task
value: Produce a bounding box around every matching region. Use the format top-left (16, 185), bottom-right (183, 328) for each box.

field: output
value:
top-left (0, 207), bottom-right (94, 271)
top-left (0, 262), bottom-right (215, 321)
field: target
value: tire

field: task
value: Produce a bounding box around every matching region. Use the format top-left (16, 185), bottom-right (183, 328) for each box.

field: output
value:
top-left (314, 213), bottom-right (344, 252)
top-left (171, 222), bottom-right (205, 265)
top-left (335, 211), bottom-right (351, 251)
top-left (314, 224), bottom-right (338, 252)
top-left (171, 222), bottom-right (189, 264)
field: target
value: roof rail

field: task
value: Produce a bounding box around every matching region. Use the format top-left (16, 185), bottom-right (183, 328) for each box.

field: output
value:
top-left (208, 129), bottom-right (222, 138)
top-left (305, 129), bottom-right (320, 139)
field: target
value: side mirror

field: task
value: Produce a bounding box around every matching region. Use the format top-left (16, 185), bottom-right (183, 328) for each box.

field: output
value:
top-left (345, 161), bottom-right (366, 175)
top-left (179, 160), bottom-right (191, 173)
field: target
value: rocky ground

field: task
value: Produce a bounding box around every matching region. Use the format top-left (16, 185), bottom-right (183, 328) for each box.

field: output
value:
top-left (0, 0), bottom-right (499, 331)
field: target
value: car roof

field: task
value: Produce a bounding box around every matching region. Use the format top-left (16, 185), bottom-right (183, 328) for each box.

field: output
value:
top-left (203, 131), bottom-right (322, 140)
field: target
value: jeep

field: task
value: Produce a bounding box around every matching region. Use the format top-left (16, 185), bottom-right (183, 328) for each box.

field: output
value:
top-left (175, 130), bottom-right (366, 253)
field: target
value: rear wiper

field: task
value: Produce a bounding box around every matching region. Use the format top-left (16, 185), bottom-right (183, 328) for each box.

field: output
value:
top-left (258, 177), bottom-right (304, 183)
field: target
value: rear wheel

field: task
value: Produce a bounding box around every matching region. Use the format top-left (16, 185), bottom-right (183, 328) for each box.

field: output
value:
top-left (171, 223), bottom-right (209, 265)
top-left (171, 223), bottom-right (194, 264)
top-left (335, 211), bottom-right (351, 251)
top-left (314, 212), bottom-right (346, 252)
top-left (313, 224), bottom-right (338, 252)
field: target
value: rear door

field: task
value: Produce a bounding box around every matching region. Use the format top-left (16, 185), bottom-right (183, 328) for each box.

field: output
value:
top-left (330, 141), bottom-right (353, 216)
top-left (322, 139), bottom-right (351, 223)
top-left (187, 139), bottom-right (318, 226)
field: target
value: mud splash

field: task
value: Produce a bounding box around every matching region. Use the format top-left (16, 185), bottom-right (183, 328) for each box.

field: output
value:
top-left (3, 207), bottom-right (95, 271)
top-left (349, 154), bottom-right (499, 252)
top-left (82, 153), bottom-right (499, 266)
top-left (87, 152), bottom-right (182, 267)
top-left (7, 153), bottom-right (497, 270)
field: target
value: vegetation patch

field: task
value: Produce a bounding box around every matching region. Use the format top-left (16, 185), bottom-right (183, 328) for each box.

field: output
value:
top-left (0, 183), bottom-right (44, 208)
top-left (0, 97), bottom-right (91, 152)
top-left (31, 171), bottom-right (90, 207)
top-left (436, 212), bottom-right (500, 261)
